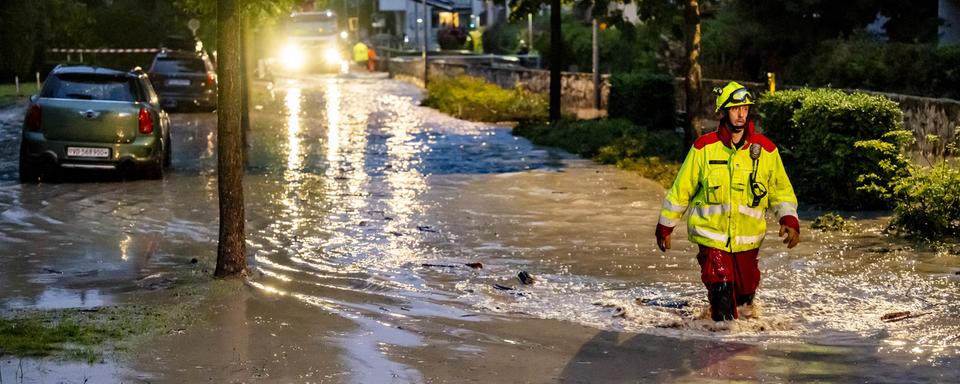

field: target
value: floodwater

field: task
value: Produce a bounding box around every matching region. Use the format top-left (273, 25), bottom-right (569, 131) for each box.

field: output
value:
top-left (0, 74), bottom-right (957, 383)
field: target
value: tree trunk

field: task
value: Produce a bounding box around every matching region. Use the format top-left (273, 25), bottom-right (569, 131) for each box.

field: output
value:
top-left (549, 0), bottom-right (562, 122)
top-left (215, 0), bottom-right (247, 278)
top-left (684, 0), bottom-right (704, 143)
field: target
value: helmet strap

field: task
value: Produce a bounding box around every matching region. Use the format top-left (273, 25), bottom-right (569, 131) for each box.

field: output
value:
top-left (722, 117), bottom-right (745, 133)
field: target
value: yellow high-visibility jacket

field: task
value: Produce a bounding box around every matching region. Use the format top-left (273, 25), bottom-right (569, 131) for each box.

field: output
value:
top-left (657, 120), bottom-right (799, 252)
top-left (353, 42), bottom-right (369, 62)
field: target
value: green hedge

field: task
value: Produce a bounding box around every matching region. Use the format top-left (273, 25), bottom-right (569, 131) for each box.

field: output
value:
top-left (607, 73), bottom-right (676, 130)
top-left (758, 88), bottom-right (911, 209)
top-left (422, 75), bottom-right (547, 122)
top-left (513, 118), bottom-right (683, 187)
top-left (789, 38), bottom-right (960, 99)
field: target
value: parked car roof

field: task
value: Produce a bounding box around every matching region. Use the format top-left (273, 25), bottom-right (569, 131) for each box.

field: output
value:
top-left (50, 65), bottom-right (147, 79)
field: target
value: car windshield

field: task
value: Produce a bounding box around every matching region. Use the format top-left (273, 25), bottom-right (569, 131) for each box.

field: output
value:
top-left (42, 73), bottom-right (136, 102)
top-left (288, 14), bottom-right (337, 36)
top-left (152, 58), bottom-right (206, 74)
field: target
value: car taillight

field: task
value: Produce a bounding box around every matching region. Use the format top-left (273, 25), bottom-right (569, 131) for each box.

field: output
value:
top-left (206, 72), bottom-right (216, 87)
top-left (138, 107), bottom-right (154, 134)
top-left (25, 104), bottom-right (41, 132)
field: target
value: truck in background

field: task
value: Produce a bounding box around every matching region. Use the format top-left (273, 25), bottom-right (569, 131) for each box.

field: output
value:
top-left (272, 10), bottom-right (344, 74)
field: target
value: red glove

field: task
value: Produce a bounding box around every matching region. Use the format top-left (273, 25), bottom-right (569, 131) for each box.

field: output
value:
top-left (655, 223), bottom-right (674, 252)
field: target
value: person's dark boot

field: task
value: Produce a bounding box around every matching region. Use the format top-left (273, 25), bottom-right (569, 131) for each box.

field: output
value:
top-left (709, 282), bottom-right (735, 321)
top-left (736, 294), bottom-right (755, 306)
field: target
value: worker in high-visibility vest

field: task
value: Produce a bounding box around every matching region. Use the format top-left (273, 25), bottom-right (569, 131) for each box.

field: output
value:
top-left (655, 81), bottom-right (800, 321)
top-left (352, 41), bottom-right (369, 69)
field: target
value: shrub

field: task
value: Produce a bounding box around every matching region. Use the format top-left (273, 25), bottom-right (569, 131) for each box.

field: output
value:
top-left (514, 118), bottom-right (640, 157)
top-left (437, 26), bottom-right (469, 50)
top-left (887, 163), bottom-right (960, 239)
top-left (481, 22), bottom-right (521, 54)
top-left (422, 75), bottom-right (547, 122)
top-left (513, 119), bottom-right (684, 187)
top-left (758, 88), bottom-right (911, 209)
top-left (787, 37), bottom-right (960, 99)
top-left (607, 73), bottom-right (676, 130)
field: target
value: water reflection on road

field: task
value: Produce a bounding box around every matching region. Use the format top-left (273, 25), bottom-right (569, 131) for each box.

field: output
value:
top-left (0, 74), bottom-right (956, 382)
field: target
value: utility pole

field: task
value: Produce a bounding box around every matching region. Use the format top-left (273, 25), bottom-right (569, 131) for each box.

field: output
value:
top-left (528, 13), bottom-right (533, 50)
top-left (549, 0), bottom-right (561, 122)
top-left (422, 0), bottom-right (428, 88)
top-left (592, 18), bottom-right (600, 110)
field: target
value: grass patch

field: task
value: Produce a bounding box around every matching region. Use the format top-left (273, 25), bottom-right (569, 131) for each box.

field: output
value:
top-left (0, 304), bottom-right (193, 363)
top-left (0, 275), bottom-right (209, 363)
top-left (514, 118), bottom-right (684, 187)
top-left (422, 75), bottom-right (547, 122)
top-left (0, 83), bottom-right (34, 106)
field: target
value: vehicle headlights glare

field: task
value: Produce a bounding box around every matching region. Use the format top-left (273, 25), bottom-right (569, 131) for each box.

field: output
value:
top-left (281, 45), bottom-right (306, 70)
top-left (323, 48), bottom-right (341, 64)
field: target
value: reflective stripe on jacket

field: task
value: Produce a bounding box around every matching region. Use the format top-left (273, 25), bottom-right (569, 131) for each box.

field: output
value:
top-left (658, 120), bottom-right (799, 253)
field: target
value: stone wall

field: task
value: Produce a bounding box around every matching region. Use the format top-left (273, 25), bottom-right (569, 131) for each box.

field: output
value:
top-left (389, 58), bottom-right (960, 154)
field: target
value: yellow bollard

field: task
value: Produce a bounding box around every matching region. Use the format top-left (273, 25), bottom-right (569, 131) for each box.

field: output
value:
top-left (767, 72), bottom-right (776, 94)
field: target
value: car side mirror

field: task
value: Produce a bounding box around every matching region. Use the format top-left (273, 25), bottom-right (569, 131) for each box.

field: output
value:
top-left (29, 94), bottom-right (39, 102)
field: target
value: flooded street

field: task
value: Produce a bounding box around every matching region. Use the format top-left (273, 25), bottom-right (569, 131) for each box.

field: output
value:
top-left (0, 74), bottom-right (957, 383)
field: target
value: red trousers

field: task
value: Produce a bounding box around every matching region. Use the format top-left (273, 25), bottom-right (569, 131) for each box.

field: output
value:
top-left (696, 245), bottom-right (760, 318)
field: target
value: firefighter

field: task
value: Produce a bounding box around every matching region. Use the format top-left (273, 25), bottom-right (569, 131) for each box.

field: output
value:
top-left (352, 40), bottom-right (369, 69)
top-left (655, 81), bottom-right (800, 321)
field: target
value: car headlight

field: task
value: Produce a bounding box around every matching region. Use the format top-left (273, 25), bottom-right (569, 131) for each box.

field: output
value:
top-left (323, 48), bottom-right (341, 64)
top-left (280, 44), bottom-right (306, 70)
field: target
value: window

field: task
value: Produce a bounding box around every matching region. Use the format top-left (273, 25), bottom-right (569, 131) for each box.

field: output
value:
top-left (151, 58), bottom-right (206, 74)
top-left (43, 73), bottom-right (135, 102)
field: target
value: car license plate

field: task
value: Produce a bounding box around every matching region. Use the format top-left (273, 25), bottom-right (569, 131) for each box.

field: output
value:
top-left (66, 147), bottom-right (110, 158)
top-left (166, 79), bottom-right (191, 86)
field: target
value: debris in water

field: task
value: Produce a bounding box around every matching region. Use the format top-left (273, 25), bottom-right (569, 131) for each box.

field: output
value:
top-left (881, 311), bottom-right (928, 322)
top-left (612, 307), bottom-right (627, 317)
top-left (420, 262), bottom-right (483, 269)
top-left (421, 263), bottom-right (457, 268)
top-left (637, 298), bottom-right (690, 309)
top-left (517, 271), bottom-right (535, 285)
top-left (416, 226), bottom-right (438, 233)
top-left (493, 283), bottom-right (514, 291)
top-left (42, 268), bottom-right (63, 274)
top-left (190, 258), bottom-right (198, 264)
top-left (811, 212), bottom-right (848, 231)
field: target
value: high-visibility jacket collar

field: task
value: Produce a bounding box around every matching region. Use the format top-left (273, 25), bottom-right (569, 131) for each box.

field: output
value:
top-left (716, 119), bottom-right (756, 150)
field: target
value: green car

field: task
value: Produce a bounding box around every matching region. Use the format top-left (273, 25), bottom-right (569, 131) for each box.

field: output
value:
top-left (19, 65), bottom-right (172, 182)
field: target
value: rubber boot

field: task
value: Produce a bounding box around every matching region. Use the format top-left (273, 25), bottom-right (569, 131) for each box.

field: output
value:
top-left (736, 294), bottom-right (755, 306)
top-left (708, 282), bottom-right (735, 321)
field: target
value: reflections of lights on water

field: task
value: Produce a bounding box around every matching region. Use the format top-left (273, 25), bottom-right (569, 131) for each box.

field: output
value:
top-left (281, 85), bottom-right (306, 237)
top-left (284, 86), bottom-right (303, 174)
top-left (120, 233), bottom-right (132, 261)
top-left (248, 280), bottom-right (287, 296)
top-left (258, 265), bottom-right (293, 282)
top-left (324, 79), bottom-right (341, 164)
top-left (204, 131), bottom-right (215, 159)
top-left (382, 95), bottom-right (428, 265)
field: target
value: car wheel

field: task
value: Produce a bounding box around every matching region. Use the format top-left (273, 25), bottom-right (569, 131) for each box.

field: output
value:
top-left (18, 146), bottom-right (40, 183)
top-left (146, 157), bottom-right (165, 180)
